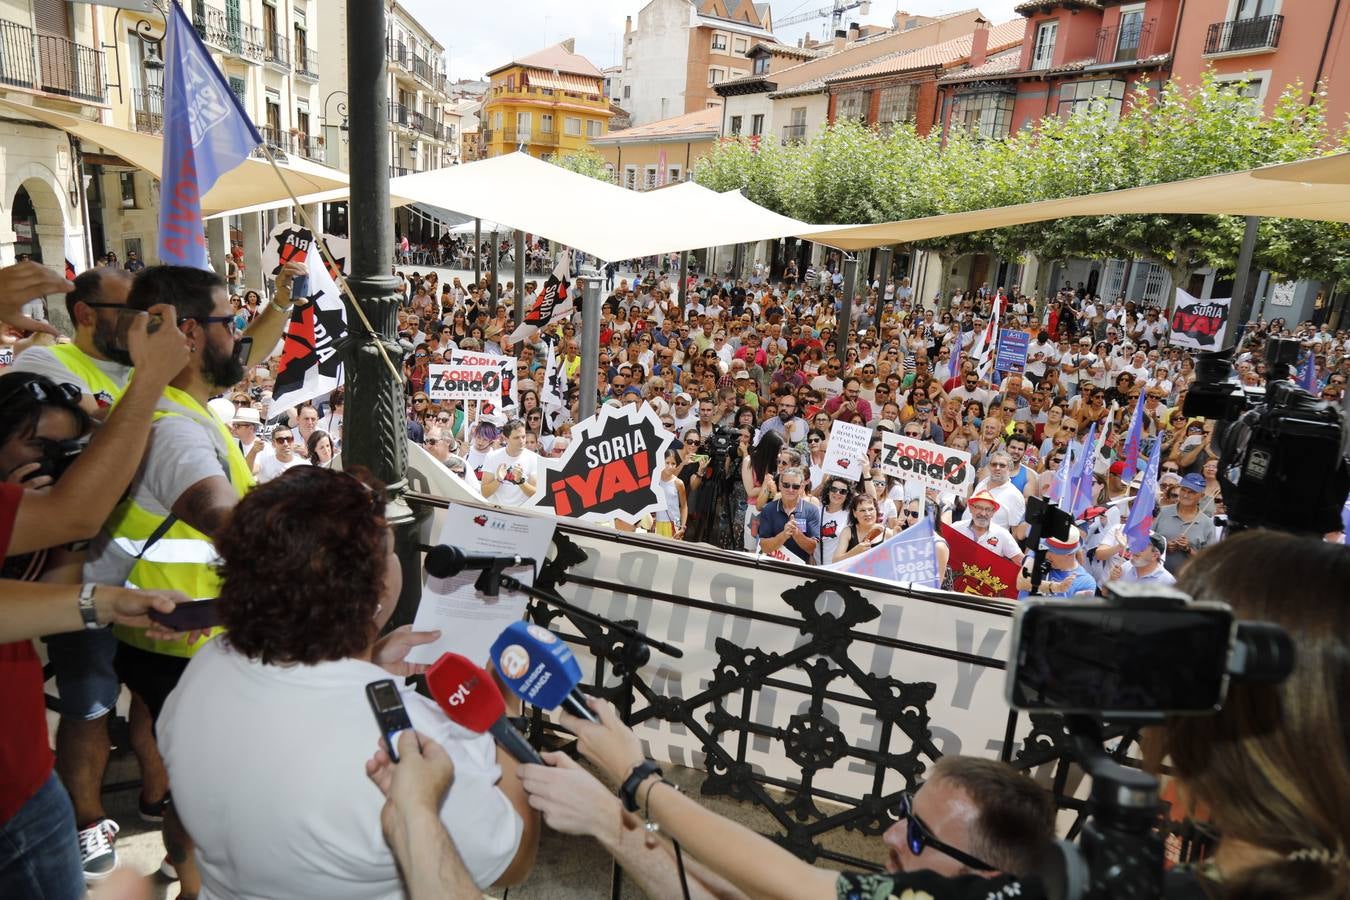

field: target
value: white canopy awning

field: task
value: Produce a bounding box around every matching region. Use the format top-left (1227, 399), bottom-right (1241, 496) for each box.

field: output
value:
top-left (798, 152), bottom-right (1350, 250)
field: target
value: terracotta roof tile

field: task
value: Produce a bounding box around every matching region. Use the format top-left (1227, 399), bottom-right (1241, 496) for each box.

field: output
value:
top-left (493, 42), bottom-right (603, 79)
top-left (591, 107), bottom-right (723, 143)
top-left (826, 19), bottom-right (1027, 83)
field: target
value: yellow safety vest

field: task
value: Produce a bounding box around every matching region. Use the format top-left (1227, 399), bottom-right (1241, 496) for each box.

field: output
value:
top-left (47, 343), bottom-right (126, 406)
top-left (109, 386), bottom-right (254, 658)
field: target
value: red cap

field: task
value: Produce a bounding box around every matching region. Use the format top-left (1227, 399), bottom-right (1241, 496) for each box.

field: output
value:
top-left (1109, 461), bottom-right (1126, 476)
top-left (425, 652), bottom-right (503, 734)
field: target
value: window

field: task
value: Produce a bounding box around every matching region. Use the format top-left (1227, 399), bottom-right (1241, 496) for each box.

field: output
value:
top-left (711, 33), bottom-right (727, 51)
top-left (1116, 4), bottom-right (1145, 61)
top-left (564, 116), bottom-right (581, 135)
top-left (733, 37), bottom-right (748, 54)
top-left (708, 68), bottom-right (725, 85)
top-left (835, 89), bottom-right (868, 123)
top-left (119, 171), bottom-right (137, 208)
top-left (1056, 79), bottom-right (1126, 119)
top-left (586, 119), bottom-right (602, 137)
top-left (949, 89), bottom-right (1015, 139)
top-left (751, 113), bottom-right (764, 135)
top-left (624, 165), bottom-right (637, 189)
top-left (644, 166), bottom-right (657, 189)
top-left (753, 56), bottom-right (769, 75)
top-left (729, 115), bottom-right (743, 135)
top-left (668, 166), bottom-right (682, 183)
top-left (1031, 20), bottom-right (1058, 70)
top-left (228, 75), bottom-right (245, 105)
top-left (623, 84), bottom-right (631, 99)
top-left (876, 84), bottom-right (919, 130)
top-left (783, 105), bottom-right (807, 142)
top-left (1233, 0), bottom-right (1279, 20)
top-left (491, 111), bottom-right (502, 129)
top-left (540, 113), bottom-right (554, 133)
top-left (1215, 70), bottom-right (1269, 106)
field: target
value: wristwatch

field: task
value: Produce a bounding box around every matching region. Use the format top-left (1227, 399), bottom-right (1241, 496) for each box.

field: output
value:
top-left (620, 760), bottom-right (663, 812)
top-left (78, 583), bottom-right (101, 630)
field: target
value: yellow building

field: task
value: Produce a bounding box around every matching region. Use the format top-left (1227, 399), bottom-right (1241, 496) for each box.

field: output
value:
top-left (482, 40), bottom-right (611, 159)
top-left (590, 107), bottom-right (721, 190)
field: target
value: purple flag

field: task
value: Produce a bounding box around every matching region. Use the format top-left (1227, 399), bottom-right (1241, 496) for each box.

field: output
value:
top-left (1123, 431), bottom-right (1162, 553)
top-left (948, 340), bottom-right (962, 382)
top-left (159, 2), bottom-right (260, 267)
top-left (1069, 422), bottom-right (1097, 517)
top-left (1049, 442), bottom-right (1074, 506)
top-left (1119, 392), bottom-right (1146, 481)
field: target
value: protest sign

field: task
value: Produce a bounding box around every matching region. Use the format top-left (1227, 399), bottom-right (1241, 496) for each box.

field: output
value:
top-left (450, 349), bottom-right (516, 413)
top-left (1170, 289), bottom-right (1232, 350)
top-left (822, 517), bottom-right (940, 587)
top-left (941, 523), bottom-right (1020, 599)
top-left (995, 329), bottom-right (1029, 374)
top-left (822, 420), bottom-right (871, 481)
top-left (879, 433), bottom-right (974, 495)
top-left (263, 222), bottom-right (350, 409)
top-left (531, 403), bottom-right (674, 524)
top-left (427, 364), bottom-right (502, 403)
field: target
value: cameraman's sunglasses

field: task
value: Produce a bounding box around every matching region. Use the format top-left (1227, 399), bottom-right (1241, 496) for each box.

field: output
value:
top-left (898, 791), bottom-right (995, 872)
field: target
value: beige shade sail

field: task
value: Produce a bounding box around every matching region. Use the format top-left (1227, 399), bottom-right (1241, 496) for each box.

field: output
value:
top-left (797, 153), bottom-right (1350, 250)
top-left (0, 97), bottom-right (349, 216)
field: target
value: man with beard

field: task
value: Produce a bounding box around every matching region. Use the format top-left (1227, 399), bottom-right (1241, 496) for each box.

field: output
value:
top-left (81, 264), bottom-right (296, 896)
top-left (10, 268), bottom-right (134, 416)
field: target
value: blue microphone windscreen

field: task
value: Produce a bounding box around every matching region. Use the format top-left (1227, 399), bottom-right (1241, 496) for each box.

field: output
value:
top-left (490, 621), bottom-right (583, 711)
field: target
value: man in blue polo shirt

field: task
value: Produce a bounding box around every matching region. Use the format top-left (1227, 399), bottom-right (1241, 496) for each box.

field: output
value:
top-left (756, 466), bottom-right (821, 563)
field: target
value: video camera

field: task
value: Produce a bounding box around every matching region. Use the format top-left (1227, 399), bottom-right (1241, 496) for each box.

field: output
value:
top-left (1183, 336), bottom-right (1349, 534)
top-left (707, 425), bottom-right (742, 466)
top-left (1006, 582), bottom-right (1294, 900)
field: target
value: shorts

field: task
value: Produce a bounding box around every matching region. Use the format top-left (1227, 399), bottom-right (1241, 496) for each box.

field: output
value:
top-left (113, 643), bottom-right (191, 726)
top-left (42, 628), bottom-right (120, 721)
top-left (652, 520), bottom-right (675, 538)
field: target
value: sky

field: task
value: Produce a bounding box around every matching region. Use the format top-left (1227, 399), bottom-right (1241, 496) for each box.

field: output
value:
top-left (400, 0), bottom-right (1022, 82)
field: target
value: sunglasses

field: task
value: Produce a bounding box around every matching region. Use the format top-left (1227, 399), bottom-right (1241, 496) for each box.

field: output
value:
top-left (274, 435), bottom-right (294, 444)
top-left (897, 791), bottom-right (995, 871)
top-left (827, 485), bottom-right (849, 494)
top-left (780, 482), bottom-right (803, 490)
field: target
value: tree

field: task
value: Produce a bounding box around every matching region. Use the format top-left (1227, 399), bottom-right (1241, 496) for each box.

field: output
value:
top-left (550, 147), bottom-right (615, 183)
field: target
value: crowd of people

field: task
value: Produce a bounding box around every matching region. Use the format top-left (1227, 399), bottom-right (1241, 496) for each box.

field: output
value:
top-left (1, 250), bottom-right (1348, 900)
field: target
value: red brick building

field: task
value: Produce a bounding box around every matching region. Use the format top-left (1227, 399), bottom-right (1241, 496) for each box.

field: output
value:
top-left (822, 19), bottom-right (1028, 135)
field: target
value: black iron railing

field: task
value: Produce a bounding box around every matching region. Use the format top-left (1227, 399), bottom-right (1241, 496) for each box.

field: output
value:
top-left (263, 31), bottom-right (290, 69)
top-left (389, 165), bottom-right (412, 177)
top-left (131, 86), bottom-right (163, 134)
top-left (388, 39), bottom-right (410, 69)
top-left (296, 46), bottom-right (318, 79)
top-left (1204, 14), bottom-right (1283, 54)
top-left (389, 103), bottom-right (413, 127)
top-left (782, 123), bottom-right (807, 143)
top-left (412, 55), bottom-right (434, 85)
top-left (2, 19), bottom-right (107, 104)
top-left (1095, 17), bottom-right (1155, 64)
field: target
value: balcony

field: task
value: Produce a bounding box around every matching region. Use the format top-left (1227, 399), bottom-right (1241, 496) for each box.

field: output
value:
top-left (263, 32), bottom-right (290, 71)
top-left (192, 5), bottom-right (264, 63)
top-left (781, 123), bottom-right (806, 143)
top-left (390, 165), bottom-right (412, 177)
top-left (259, 125), bottom-right (292, 156)
top-left (502, 126), bottom-right (558, 147)
top-left (390, 103), bottom-right (414, 128)
top-left (411, 111), bottom-right (447, 140)
top-left (1094, 17), bottom-right (1156, 65)
top-left (295, 47), bottom-right (318, 80)
top-left (387, 39), bottom-right (411, 70)
top-left (0, 20), bottom-right (107, 104)
top-left (1204, 14), bottom-right (1282, 56)
top-left (298, 134), bottom-right (324, 161)
top-left (131, 86), bottom-right (163, 133)
top-left (238, 23), bottom-right (264, 62)
top-left (412, 55), bottom-right (434, 85)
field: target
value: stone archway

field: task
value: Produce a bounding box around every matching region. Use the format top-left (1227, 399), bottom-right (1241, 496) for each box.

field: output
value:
top-left (10, 167), bottom-right (76, 333)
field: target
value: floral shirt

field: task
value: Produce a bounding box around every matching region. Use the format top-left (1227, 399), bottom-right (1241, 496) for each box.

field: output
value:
top-left (836, 871), bottom-right (1044, 900)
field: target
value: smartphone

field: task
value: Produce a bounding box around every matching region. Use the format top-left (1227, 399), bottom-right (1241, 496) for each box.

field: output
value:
top-left (365, 679), bottom-right (416, 762)
top-left (148, 599), bottom-right (221, 631)
top-left (289, 274), bottom-right (310, 301)
top-left (1006, 599), bottom-right (1236, 717)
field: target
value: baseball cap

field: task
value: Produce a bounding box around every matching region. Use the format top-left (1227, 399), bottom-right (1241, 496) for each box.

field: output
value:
top-left (1180, 473), bottom-right (1207, 492)
top-left (876, 418), bottom-right (897, 432)
top-left (1147, 532), bottom-right (1168, 556)
top-left (733, 370), bottom-right (750, 380)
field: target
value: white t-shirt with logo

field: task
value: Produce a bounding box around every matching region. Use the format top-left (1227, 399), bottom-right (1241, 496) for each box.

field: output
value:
top-left (484, 446), bottom-right (540, 506)
top-left (254, 450), bottom-right (307, 483)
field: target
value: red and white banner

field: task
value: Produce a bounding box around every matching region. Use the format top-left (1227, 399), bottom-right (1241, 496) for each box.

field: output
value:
top-left (263, 222), bottom-right (350, 409)
top-left (941, 523), bottom-right (1020, 599)
top-left (879, 433), bottom-right (974, 496)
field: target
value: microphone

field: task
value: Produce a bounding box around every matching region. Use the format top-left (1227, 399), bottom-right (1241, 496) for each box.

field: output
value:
top-left (424, 545), bottom-right (535, 579)
top-left (490, 621), bottom-right (599, 723)
top-left (425, 652), bottom-right (543, 765)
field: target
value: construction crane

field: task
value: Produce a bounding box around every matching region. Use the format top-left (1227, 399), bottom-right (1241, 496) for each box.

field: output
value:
top-left (775, 0), bottom-right (872, 35)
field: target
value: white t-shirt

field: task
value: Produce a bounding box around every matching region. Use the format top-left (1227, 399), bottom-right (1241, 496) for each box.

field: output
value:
top-left (160, 640), bottom-right (522, 899)
top-left (10, 344), bottom-right (131, 408)
top-left (948, 519), bottom-right (1022, 560)
top-left (254, 450), bottom-right (308, 482)
top-left (819, 506), bottom-right (850, 564)
top-left (810, 374), bottom-right (844, 400)
top-left (484, 446), bottom-right (540, 506)
top-left (972, 478), bottom-right (1028, 529)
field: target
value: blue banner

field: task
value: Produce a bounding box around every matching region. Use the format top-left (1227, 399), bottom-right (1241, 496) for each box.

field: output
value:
top-left (995, 329), bottom-right (1029, 374)
top-left (823, 516), bottom-right (940, 587)
top-left (159, 2), bottom-right (260, 267)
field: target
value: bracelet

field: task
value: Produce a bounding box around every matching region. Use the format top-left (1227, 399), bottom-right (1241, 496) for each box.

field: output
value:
top-left (78, 583), bottom-right (101, 630)
top-left (641, 776), bottom-right (678, 834)
top-left (269, 297), bottom-right (292, 315)
top-left (619, 760), bottom-right (662, 813)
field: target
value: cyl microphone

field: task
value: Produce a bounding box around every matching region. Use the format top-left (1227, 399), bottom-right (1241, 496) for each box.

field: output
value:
top-left (424, 545), bottom-right (534, 579)
top-left (425, 652), bottom-right (543, 764)
top-left (490, 621), bottom-right (598, 723)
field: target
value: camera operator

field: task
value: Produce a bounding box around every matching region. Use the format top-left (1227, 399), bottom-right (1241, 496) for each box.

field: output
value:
top-left (1155, 531), bottom-right (1348, 899)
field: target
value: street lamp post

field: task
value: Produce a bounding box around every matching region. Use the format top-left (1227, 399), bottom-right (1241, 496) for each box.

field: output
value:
top-left (578, 270), bottom-right (602, 419)
top-left (836, 257), bottom-right (857, 366)
top-left (344, 1), bottom-right (424, 627)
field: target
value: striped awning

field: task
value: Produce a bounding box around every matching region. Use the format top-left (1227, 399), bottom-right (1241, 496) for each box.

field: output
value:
top-left (525, 71), bottom-right (601, 95)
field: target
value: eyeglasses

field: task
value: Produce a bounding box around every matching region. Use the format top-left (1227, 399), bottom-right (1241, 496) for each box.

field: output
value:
top-left (413, 397), bottom-right (428, 403)
top-left (871, 478), bottom-right (887, 486)
top-left (183, 315), bottom-right (238, 334)
top-left (897, 791), bottom-right (995, 872)
top-left (780, 482), bottom-right (803, 490)
top-left (0, 377), bottom-right (83, 408)
top-left (827, 485), bottom-right (848, 495)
